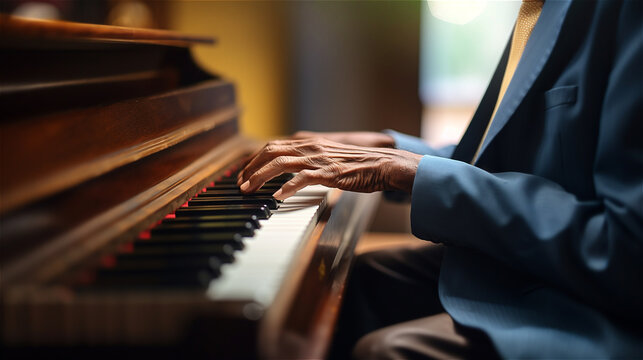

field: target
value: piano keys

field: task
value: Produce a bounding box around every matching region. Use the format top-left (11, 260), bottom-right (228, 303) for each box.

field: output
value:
top-left (0, 15), bottom-right (380, 359)
top-left (74, 171), bottom-right (301, 291)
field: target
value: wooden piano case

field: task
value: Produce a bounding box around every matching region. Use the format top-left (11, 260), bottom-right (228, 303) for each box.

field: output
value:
top-left (0, 16), bottom-right (379, 359)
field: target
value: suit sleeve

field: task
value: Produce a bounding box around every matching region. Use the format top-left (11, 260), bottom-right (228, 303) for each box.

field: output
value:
top-left (383, 129), bottom-right (455, 158)
top-left (411, 3), bottom-right (643, 320)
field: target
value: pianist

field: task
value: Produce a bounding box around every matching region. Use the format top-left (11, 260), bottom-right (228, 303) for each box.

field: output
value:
top-left (239, 1), bottom-right (643, 359)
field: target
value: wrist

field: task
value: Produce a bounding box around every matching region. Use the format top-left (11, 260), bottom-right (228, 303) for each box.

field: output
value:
top-left (386, 151), bottom-right (422, 193)
top-left (375, 133), bottom-right (396, 148)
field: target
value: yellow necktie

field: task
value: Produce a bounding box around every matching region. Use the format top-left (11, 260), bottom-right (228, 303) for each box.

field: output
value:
top-left (472, 0), bottom-right (544, 163)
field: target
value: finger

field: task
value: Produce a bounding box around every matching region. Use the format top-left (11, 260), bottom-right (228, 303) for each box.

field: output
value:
top-left (239, 149), bottom-right (262, 173)
top-left (236, 169), bottom-right (245, 185)
top-left (240, 156), bottom-right (313, 193)
top-left (236, 153), bottom-right (260, 186)
top-left (239, 139), bottom-right (321, 185)
top-left (240, 142), bottom-right (297, 184)
top-left (272, 169), bottom-right (325, 200)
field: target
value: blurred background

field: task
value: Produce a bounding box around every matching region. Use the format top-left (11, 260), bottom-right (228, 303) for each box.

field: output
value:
top-left (1, 0), bottom-right (519, 233)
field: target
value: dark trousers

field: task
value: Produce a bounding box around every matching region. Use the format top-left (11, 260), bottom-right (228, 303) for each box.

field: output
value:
top-left (329, 243), bottom-right (500, 360)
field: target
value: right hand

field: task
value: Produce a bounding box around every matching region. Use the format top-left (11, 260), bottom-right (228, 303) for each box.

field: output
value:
top-left (237, 137), bottom-right (421, 200)
top-left (291, 131), bottom-right (395, 148)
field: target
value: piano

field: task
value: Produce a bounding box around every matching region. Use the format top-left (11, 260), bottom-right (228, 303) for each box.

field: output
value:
top-left (0, 15), bottom-right (380, 358)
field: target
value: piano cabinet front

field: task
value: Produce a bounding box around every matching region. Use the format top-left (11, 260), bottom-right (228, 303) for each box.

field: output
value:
top-left (2, 165), bottom-right (380, 359)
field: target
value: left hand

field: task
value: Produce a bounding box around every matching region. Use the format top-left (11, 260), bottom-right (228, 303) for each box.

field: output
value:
top-left (237, 138), bottom-right (422, 200)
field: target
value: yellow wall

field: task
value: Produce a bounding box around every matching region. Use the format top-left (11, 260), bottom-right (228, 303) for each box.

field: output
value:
top-left (167, 1), bottom-right (289, 139)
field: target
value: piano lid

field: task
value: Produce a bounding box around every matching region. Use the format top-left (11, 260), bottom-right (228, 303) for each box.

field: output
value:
top-left (0, 14), bottom-right (215, 48)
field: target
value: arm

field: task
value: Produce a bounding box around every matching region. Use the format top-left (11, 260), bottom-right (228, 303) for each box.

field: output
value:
top-left (383, 129), bottom-right (456, 158)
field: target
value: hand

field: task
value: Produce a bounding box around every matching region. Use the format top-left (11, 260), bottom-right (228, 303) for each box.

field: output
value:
top-left (291, 131), bottom-right (396, 148)
top-left (237, 138), bottom-right (422, 200)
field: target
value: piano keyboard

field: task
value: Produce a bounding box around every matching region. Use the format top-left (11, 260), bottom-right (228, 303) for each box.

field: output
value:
top-left (74, 170), bottom-right (329, 304)
top-left (2, 166), bottom-right (377, 351)
top-left (207, 184), bottom-right (328, 305)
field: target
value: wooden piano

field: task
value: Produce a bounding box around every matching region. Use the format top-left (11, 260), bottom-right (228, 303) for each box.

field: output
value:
top-left (0, 16), bottom-right (379, 358)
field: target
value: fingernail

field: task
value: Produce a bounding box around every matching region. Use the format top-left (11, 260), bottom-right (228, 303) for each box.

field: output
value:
top-left (273, 189), bottom-right (283, 200)
top-left (240, 180), bottom-right (250, 192)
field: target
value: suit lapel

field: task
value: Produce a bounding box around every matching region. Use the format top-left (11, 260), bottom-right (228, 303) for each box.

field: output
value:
top-left (471, 0), bottom-right (573, 164)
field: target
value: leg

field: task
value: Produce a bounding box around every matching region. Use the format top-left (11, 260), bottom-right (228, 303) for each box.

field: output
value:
top-left (330, 243), bottom-right (446, 359)
top-left (352, 313), bottom-right (499, 360)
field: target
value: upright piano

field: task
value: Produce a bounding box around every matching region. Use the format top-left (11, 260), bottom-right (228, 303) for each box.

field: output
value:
top-left (0, 16), bottom-right (379, 358)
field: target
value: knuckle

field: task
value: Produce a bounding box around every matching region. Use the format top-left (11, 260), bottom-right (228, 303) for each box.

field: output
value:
top-left (249, 169), bottom-right (263, 180)
top-left (326, 163), bottom-right (342, 176)
top-left (274, 156), bottom-right (297, 170)
top-left (310, 143), bottom-right (323, 153)
top-left (299, 169), bottom-right (314, 179)
top-left (301, 156), bottom-right (317, 167)
top-left (264, 144), bottom-right (277, 154)
top-left (282, 179), bottom-right (297, 190)
top-left (308, 153), bottom-right (326, 165)
top-left (301, 137), bottom-right (321, 153)
top-left (272, 156), bottom-right (286, 166)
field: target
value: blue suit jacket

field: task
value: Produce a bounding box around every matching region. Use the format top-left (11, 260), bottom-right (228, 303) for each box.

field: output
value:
top-left (387, 1), bottom-right (643, 357)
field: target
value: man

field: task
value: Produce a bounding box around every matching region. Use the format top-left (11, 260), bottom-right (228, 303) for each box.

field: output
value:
top-left (238, 0), bottom-right (643, 358)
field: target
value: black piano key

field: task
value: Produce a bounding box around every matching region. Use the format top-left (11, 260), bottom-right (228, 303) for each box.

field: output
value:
top-left (151, 221), bottom-right (255, 236)
top-left (213, 177), bottom-right (242, 185)
top-left (213, 173), bottom-right (293, 186)
top-left (175, 204), bottom-right (271, 219)
top-left (125, 243), bottom-right (237, 262)
top-left (199, 189), bottom-right (275, 197)
top-left (265, 173), bottom-right (295, 183)
top-left (94, 269), bottom-right (215, 289)
top-left (163, 214), bottom-right (261, 229)
top-left (136, 233), bottom-right (246, 250)
top-left (114, 252), bottom-right (232, 266)
top-left (188, 196), bottom-right (279, 210)
top-left (75, 169), bottom-right (294, 291)
top-left (207, 183), bottom-right (281, 191)
top-left (108, 255), bottom-right (222, 273)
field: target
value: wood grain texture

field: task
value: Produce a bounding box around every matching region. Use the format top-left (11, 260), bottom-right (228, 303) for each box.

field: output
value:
top-left (259, 191), bottom-right (381, 359)
top-left (0, 15), bottom-right (214, 47)
top-left (0, 80), bottom-right (237, 214)
top-left (2, 188), bottom-right (380, 358)
top-left (0, 126), bottom-right (252, 285)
